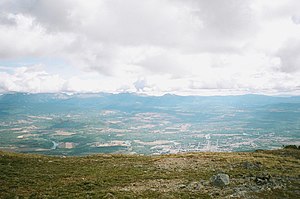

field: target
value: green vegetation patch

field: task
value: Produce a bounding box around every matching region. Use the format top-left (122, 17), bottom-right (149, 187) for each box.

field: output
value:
top-left (0, 149), bottom-right (300, 198)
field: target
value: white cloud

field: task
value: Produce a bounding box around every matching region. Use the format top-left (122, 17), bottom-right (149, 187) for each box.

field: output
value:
top-left (277, 39), bottom-right (300, 73)
top-left (0, 0), bottom-right (300, 95)
top-left (0, 13), bottom-right (75, 58)
top-left (0, 65), bottom-right (65, 93)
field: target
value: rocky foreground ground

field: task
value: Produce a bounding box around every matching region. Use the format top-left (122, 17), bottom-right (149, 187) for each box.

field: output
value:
top-left (0, 148), bottom-right (299, 198)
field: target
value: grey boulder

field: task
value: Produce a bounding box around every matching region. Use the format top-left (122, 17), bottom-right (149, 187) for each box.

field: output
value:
top-left (210, 173), bottom-right (230, 187)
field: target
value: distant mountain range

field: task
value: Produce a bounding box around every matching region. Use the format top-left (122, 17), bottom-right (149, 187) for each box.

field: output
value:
top-left (1, 92), bottom-right (300, 108)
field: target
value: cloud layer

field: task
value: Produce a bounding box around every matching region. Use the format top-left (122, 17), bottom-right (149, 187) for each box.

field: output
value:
top-left (0, 0), bottom-right (300, 95)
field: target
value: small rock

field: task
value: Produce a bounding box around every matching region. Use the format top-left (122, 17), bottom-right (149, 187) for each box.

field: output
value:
top-left (210, 173), bottom-right (230, 187)
top-left (255, 173), bottom-right (271, 185)
top-left (188, 181), bottom-right (201, 190)
top-left (103, 193), bottom-right (116, 199)
top-left (200, 180), bottom-right (209, 186)
top-left (250, 186), bottom-right (260, 192)
top-left (250, 176), bottom-right (256, 181)
top-left (161, 184), bottom-right (167, 188)
top-left (242, 161), bottom-right (262, 170)
top-left (178, 184), bottom-right (186, 189)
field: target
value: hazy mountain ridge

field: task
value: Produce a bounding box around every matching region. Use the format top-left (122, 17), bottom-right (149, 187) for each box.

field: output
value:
top-left (1, 93), bottom-right (300, 110)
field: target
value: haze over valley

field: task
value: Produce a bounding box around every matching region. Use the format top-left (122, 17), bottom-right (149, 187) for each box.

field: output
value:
top-left (1, 93), bottom-right (299, 156)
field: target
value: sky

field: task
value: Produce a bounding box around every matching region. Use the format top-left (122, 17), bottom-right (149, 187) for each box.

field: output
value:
top-left (0, 0), bottom-right (300, 96)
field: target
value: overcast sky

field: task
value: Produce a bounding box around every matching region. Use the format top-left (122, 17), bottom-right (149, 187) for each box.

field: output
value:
top-left (0, 0), bottom-right (300, 95)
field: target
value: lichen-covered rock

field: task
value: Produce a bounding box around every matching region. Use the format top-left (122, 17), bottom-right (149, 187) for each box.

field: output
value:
top-left (210, 173), bottom-right (230, 187)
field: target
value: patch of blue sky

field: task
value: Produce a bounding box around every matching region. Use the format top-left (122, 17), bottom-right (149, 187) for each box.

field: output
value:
top-left (0, 56), bottom-right (81, 78)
